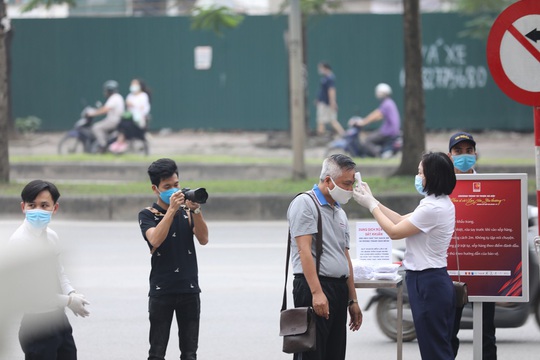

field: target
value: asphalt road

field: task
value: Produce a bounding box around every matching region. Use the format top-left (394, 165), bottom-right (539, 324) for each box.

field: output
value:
top-left (1, 220), bottom-right (539, 360)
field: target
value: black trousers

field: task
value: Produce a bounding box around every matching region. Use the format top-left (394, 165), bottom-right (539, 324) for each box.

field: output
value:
top-left (148, 293), bottom-right (200, 360)
top-left (19, 310), bottom-right (77, 360)
top-left (452, 302), bottom-right (497, 360)
top-left (292, 275), bottom-right (349, 360)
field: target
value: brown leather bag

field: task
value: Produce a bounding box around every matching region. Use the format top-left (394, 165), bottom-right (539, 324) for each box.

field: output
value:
top-left (280, 192), bottom-right (322, 354)
top-left (453, 281), bottom-right (469, 308)
top-left (280, 307), bottom-right (316, 353)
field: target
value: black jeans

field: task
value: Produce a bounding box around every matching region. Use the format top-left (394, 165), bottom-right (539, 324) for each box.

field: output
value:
top-left (452, 302), bottom-right (497, 360)
top-left (292, 275), bottom-right (349, 360)
top-left (148, 293), bottom-right (200, 360)
top-left (19, 310), bottom-right (77, 360)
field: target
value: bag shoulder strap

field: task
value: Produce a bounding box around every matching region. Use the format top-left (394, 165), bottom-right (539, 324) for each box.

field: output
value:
top-left (453, 230), bottom-right (461, 282)
top-left (146, 207), bottom-right (165, 217)
top-left (281, 191), bottom-right (323, 312)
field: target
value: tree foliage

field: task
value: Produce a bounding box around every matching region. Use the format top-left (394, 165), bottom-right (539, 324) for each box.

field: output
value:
top-left (21, 0), bottom-right (76, 12)
top-left (279, 0), bottom-right (342, 15)
top-left (190, 5), bottom-right (244, 37)
top-left (456, 0), bottom-right (516, 39)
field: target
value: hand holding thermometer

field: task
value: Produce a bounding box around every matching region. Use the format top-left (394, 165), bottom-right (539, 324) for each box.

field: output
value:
top-left (355, 172), bottom-right (362, 187)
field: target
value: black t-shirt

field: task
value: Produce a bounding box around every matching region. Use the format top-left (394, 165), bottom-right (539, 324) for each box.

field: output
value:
top-left (139, 203), bottom-right (200, 296)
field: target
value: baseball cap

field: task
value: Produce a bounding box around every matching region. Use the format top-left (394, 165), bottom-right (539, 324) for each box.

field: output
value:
top-left (449, 132), bottom-right (476, 151)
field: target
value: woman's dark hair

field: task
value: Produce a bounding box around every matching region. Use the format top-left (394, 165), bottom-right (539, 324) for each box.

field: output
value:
top-left (422, 152), bottom-right (456, 196)
top-left (21, 180), bottom-right (61, 204)
top-left (134, 78), bottom-right (152, 103)
top-left (147, 158), bottom-right (178, 187)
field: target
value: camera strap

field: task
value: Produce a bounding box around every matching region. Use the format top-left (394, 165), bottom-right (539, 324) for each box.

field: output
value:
top-left (145, 206), bottom-right (192, 255)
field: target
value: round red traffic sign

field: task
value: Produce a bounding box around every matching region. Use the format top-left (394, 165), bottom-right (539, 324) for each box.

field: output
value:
top-left (487, 0), bottom-right (540, 106)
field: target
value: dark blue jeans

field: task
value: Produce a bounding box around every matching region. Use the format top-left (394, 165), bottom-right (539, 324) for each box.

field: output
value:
top-left (148, 293), bottom-right (200, 360)
top-left (406, 268), bottom-right (455, 360)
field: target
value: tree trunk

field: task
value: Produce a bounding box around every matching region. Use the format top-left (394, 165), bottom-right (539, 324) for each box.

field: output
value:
top-left (0, 0), bottom-right (9, 183)
top-left (395, 0), bottom-right (425, 176)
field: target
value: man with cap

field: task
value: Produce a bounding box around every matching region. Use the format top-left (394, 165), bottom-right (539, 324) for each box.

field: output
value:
top-left (448, 132), bottom-right (478, 174)
top-left (448, 131), bottom-right (497, 360)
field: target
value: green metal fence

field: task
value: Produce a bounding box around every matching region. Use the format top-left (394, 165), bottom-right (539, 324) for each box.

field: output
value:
top-left (10, 13), bottom-right (533, 132)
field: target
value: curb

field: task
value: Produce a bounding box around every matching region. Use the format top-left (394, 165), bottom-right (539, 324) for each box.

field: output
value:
top-left (0, 193), bottom-right (537, 222)
top-left (10, 162), bottom-right (535, 181)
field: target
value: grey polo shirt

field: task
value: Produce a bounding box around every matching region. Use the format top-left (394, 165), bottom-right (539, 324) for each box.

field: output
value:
top-left (287, 185), bottom-right (350, 278)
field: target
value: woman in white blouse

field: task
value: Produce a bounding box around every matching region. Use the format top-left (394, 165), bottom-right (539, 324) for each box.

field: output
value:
top-left (353, 152), bottom-right (457, 360)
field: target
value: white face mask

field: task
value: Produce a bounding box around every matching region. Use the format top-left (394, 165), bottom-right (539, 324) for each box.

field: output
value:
top-left (130, 84), bottom-right (141, 93)
top-left (329, 178), bottom-right (353, 204)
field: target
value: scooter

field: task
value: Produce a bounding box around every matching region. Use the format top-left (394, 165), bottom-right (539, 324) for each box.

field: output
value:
top-left (57, 105), bottom-right (149, 155)
top-left (326, 116), bottom-right (402, 158)
top-left (57, 106), bottom-right (97, 154)
top-left (364, 206), bottom-right (540, 342)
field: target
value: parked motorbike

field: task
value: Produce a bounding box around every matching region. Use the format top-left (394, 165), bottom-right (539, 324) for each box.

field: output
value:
top-left (364, 206), bottom-right (540, 342)
top-left (326, 117), bottom-right (402, 159)
top-left (57, 105), bottom-right (149, 155)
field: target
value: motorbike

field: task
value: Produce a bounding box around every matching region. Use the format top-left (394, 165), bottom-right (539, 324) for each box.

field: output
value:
top-left (57, 105), bottom-right (149, 156)
top-left (326, 116), bottom-right (402, 159)
top-left (364, 206), bottom-right (540, 342)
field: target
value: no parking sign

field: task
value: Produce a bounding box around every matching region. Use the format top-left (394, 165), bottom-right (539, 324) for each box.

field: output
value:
top-left (487, 0), bottom-right (540, 106)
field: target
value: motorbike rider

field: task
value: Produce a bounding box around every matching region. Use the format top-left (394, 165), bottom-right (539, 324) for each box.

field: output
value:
top-left (349, 83), bottom-right (401, 158)
top-left (89, 80), bottom-right (125, 153)
top-left (447, 131), bottom-right (497, 360)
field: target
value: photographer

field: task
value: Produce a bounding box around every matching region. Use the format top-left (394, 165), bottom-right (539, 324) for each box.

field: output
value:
top-left (138, 158), bottom-right (209, 360)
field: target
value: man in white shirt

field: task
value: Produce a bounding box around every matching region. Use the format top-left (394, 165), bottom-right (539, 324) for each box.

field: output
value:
top-left (90, 80), bottom-right (125, 153)
top-left (8, 180), bottom-right (90, 360)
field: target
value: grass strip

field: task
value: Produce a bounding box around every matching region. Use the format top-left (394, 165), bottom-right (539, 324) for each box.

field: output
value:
top-left (1, 177), bottom-right (536, 196)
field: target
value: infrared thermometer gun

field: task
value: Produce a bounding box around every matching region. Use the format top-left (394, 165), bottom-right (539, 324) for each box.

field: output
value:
top-left (355, 172), bottom-right (362, 187)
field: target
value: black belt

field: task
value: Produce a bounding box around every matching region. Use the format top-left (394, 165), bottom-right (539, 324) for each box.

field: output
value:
top-left (294, 273), bottom-right (348, 283)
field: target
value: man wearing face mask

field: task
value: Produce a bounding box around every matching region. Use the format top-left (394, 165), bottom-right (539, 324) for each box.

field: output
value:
top-left (8, 180), bottom-right (90, 359)
top-left (138, 158), bottom-right (209, 360)
top-left (287, 154), bottom-right (363, 360)
top-left (448, 132), bottom-right (497, 360)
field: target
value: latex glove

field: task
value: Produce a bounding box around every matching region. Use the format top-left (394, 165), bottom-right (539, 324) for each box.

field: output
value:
top-left (67, 293), bottom-right (90, 317)
top-left (360, 181), bottom-right (374, 197)
top-left (353, 184), bottom-right (379, 213)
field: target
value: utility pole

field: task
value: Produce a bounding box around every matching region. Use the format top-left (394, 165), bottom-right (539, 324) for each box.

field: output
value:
top-left (288, 0), bottom-right (306, 180)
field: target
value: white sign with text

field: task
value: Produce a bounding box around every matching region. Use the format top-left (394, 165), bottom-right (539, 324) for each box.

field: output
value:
top-left (356, 222), bottom-right (392, 264)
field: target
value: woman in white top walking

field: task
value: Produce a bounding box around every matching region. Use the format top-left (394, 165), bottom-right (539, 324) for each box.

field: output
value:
top-left (353, 152), bottom-right (457, 360)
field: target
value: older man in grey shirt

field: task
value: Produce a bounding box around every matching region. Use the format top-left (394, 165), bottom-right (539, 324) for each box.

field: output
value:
top-left (287, 154), bottom-right (363, 360)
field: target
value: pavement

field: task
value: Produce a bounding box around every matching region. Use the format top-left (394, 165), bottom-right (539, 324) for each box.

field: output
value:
top-left (2, 220), bottom-right (540, 360)
top-left (4, 130), bottom-right (536, 221)
top-left (8, 129), bottom-right (537, 160)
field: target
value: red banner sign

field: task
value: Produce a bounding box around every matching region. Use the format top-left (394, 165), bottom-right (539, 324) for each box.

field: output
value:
top-left (447, 174), bottom-right (529, 302)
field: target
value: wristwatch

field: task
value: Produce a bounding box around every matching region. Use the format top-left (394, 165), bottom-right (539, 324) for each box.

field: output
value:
top-left (348, 299), bottom-right (358, 307)
top-left (192, 207), bottom-right (201, 215)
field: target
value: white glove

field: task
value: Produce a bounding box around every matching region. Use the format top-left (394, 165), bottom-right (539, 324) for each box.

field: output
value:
top-left (359, 180), bottom-right (374, 197)
top-left (353, 184), bottom-right (379, 213)
top-left (67, 293), bottom-right (90, 317)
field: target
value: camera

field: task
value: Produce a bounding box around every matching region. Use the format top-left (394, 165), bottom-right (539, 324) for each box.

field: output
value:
top-left (182, 187), bottom-right (208, 204)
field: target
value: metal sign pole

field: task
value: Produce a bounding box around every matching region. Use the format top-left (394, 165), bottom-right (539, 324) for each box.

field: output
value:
top-left (535, 107), bottom-right (540, 257)
top-left (533, 106), bottom-right (540, 234)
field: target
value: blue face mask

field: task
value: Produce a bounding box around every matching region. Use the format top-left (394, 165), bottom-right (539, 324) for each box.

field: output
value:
top-left (415, 175), bottom-right (427, 196)
top-left (159, 188), bottom-right (179, 205)
top-left (453, 154), bottom-right (476, 172)
top-left (25, 209), bottom-right (52, 229)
